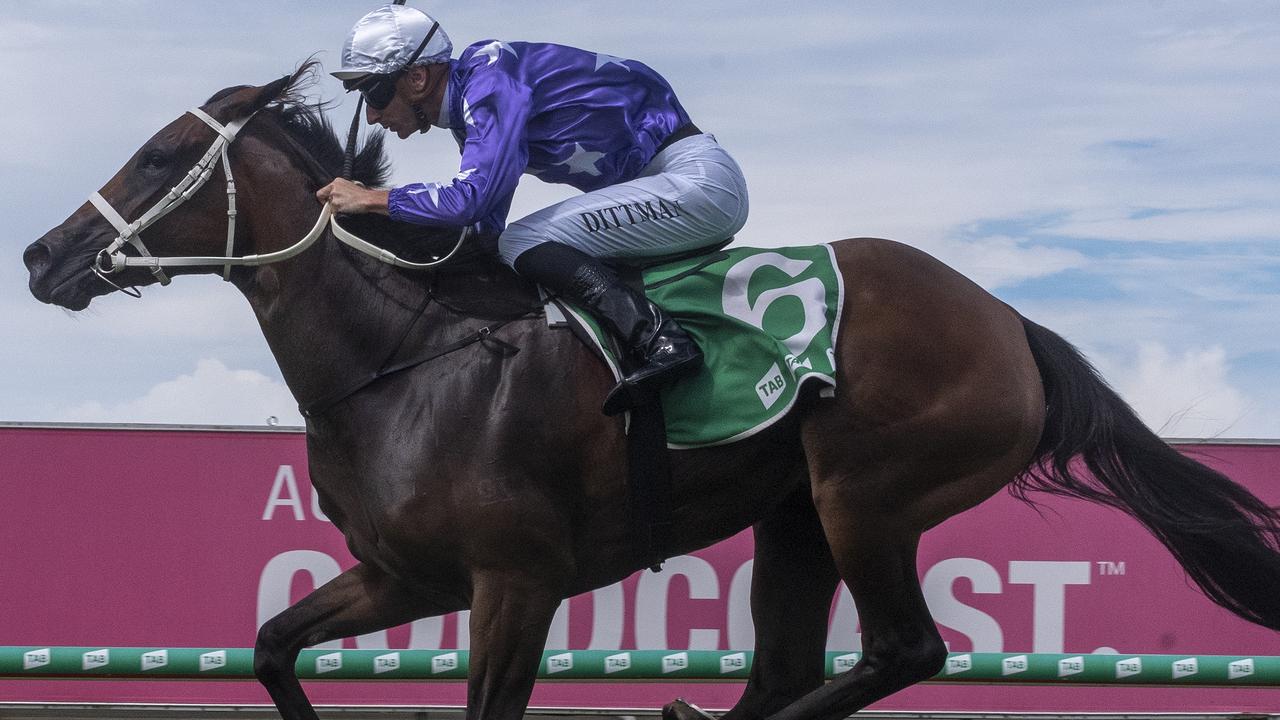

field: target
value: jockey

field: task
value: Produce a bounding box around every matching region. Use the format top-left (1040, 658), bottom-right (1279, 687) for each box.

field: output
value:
top-left (318, 4), bottom-right (749, 415)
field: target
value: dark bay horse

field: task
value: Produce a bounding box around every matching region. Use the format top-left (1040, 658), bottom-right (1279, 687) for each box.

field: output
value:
top-left (24, 67), bottom-right (1280, 720)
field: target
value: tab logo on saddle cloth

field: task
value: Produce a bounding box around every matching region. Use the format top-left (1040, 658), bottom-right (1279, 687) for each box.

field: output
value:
top-left (565, 245), bottom-right (844, 448)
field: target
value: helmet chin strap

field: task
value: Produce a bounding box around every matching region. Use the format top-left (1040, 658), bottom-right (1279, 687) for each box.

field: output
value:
top-left (410, 102), bottom-right (432, 133)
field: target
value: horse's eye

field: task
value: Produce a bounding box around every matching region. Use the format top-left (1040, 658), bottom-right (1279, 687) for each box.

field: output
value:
top-left (139, 149), bottom-right (170, 171)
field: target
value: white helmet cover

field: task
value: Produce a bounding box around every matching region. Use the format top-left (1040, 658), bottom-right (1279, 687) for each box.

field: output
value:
top-left (332, 4), bottom-right (452, 81)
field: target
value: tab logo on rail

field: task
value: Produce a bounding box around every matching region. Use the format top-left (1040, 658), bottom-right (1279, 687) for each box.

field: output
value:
top-left (432, 652), bottom-right (458, 674)
top-left (22, 649), bottom-right (50, 670)
top-left (1001, 654), bottom-right (1028, 676)
top-left (1058, 656), bottom-right (1084, 677)
top-left (662, 652), bottom-right (688, 674)
top-left (946, 654), bottom-right (971, 675)
top-left (832, 652), bottom-right (860, 674)
top-left (316, 652), bottom-right (342, 674)
top-left (719, 652), bottom-right (746, 674)
top-left (141, 650), bottom-right (168, 671)
top-left (374, 652), bottom-right (400, 674)
top-left (82, 649), bottom-right (109, 671)
top-left (199, 651), bottom-right (226, 672)
top-left (605, 652), bottom-right (631, 674)
top-left (1172, 657), bottom-right (1197, 679)
top-left (1115, 657), bottom-right (1142, 679)
top-left (1229, 658), bottom-right (1254, 680)
top-left (547, 652), bottom-right (574, 674)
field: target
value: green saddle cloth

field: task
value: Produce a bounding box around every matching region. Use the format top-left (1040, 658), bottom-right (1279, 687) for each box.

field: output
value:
top-left (564, 245), bottom-right (844, 448)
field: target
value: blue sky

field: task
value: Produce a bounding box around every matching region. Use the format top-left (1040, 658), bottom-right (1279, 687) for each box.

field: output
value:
top-left (3, 2), bottom-right (1279, 437)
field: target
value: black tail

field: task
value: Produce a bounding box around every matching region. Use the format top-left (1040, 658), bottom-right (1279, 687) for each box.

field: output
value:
top-left (1016, 317), bottom-right (1280, 631)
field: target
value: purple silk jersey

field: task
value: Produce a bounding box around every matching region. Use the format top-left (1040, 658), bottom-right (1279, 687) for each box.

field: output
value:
top-left (386, 40), bottom-right (692, 233)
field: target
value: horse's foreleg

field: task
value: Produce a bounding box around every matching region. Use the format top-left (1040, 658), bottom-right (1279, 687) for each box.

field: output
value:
top-left (254, 562), bottom-right (450, 720)
top-left (711, 485), bottom-right (838, 720)
top-left (463, 571), bottom-right (564, 720)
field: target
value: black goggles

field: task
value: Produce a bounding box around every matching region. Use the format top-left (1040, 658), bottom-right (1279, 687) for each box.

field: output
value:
top-left (347, 74), bottom-right (399, 110)
top-left (343, 21), bottom-right (440, 111)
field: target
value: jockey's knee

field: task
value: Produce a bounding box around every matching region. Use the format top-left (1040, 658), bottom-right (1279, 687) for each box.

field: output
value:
top-left (496, 223), bottom-right (543, 269)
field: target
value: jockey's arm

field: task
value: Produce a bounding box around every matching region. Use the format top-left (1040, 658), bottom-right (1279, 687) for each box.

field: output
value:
top-left (386, 70), bottom-right (532, 228)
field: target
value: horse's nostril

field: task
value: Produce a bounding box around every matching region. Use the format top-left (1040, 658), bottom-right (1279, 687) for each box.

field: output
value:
top-left (23, 241), bottom-right (51, 275)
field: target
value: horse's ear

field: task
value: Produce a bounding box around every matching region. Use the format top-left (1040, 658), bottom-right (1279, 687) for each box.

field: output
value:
top-left (210, 62), bottom-right (315, 121)
top-left (227, 75), bottom-right (293, 119)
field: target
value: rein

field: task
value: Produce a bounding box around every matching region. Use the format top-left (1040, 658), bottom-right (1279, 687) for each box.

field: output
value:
top-left (89, 105), bottom-right (471, 295)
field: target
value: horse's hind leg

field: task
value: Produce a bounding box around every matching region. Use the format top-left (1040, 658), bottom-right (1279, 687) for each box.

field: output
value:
top-left (714, 485), bottom-right (839, 720)
top-left (254, 562), bottom-right (454, 720)
top-left (770, 514), bottom-right (944, 720)
top-left (766, 429), bottom-right (1039, 720)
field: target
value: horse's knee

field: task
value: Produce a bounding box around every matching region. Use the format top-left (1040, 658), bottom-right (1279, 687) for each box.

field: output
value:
top-left (253, 617), bottom-right (295, 684)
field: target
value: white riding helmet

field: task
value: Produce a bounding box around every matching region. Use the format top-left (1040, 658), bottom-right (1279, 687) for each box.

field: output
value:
top-left (332, 4), bottom-right (453, 81)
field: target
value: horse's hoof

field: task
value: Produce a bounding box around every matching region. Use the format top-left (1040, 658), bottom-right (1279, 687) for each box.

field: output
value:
top-left (662, 698), bottom-right (716, 720)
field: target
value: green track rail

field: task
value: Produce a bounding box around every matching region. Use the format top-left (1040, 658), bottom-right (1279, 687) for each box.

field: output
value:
top-left (1, 648), bottom-right (1277, 687)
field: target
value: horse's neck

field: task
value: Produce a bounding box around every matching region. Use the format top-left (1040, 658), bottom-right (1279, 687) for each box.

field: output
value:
top-left (229, 127), bottom-right (540, 412)
top-left (242, 235), bottom-right (451, 412)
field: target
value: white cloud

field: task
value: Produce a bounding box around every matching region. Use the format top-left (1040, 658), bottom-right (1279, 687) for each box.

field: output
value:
top-left (1051, 207), bottom-right (1278, 243)
top-left (60, 358), bottom-right (303, 427)
top-left (929, 236), bottom-right (1088, 290)
top-left (1103, 343), bottom-right (1248, 439)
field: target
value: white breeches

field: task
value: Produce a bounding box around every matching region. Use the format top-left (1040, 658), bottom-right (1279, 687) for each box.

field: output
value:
top-left (498, 134), bottom-right (749, 266)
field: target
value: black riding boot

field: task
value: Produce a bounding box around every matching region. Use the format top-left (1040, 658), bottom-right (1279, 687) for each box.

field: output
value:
top-left (515, 242), bottom-right (702, 415)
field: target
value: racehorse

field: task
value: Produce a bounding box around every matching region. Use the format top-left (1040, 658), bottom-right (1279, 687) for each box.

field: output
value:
top-left (24, 65), bottom-right (1280, 720)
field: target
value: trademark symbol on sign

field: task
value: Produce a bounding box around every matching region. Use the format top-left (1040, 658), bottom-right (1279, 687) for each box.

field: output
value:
top-left (1096, 560), bottom-right (1126, 576)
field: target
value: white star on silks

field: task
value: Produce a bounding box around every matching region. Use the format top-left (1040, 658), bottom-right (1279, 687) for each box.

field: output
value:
top-left (595, 53), bottom-right (630, 71)
top-left (407, 183), bottom-right (442, 206)
top-left (476, 40), bottom-right (518, 66)
top-left (560, 143), bottom-right (606, 176)
top-left (405, 170), bottom-right (476, 206)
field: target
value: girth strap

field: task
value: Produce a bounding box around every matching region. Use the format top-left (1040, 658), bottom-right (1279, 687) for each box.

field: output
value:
top-left (627, 401), bottom-right (673, 572)
top-left (298, 316), bottom-right (529, 419)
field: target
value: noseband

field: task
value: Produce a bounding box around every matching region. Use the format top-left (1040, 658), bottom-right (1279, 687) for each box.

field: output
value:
top-left (89, 105), bottom-right (469, 297)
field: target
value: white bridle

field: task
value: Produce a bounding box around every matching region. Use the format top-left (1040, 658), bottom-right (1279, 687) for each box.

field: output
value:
top-left (90, 106), bottom-right (469, 295)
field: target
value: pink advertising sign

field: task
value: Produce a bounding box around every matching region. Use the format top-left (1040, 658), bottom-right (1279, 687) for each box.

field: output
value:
top-left (1, 424), bottom-right (1277, 712)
